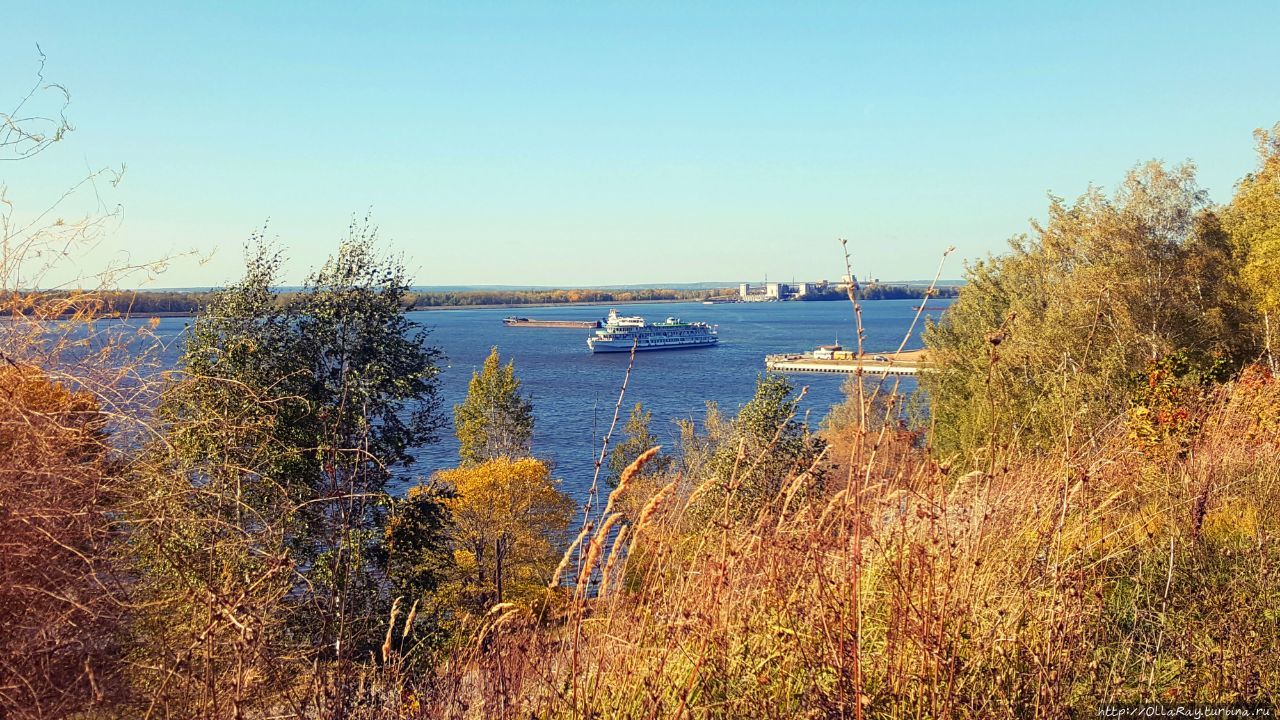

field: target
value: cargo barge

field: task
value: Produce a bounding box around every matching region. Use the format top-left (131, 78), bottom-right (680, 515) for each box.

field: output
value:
top-left (503, 316), bottom-right (602, 328)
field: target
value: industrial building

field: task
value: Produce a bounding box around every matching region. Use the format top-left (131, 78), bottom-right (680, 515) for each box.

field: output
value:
top-left (738, 279), bottom-right (830, 301)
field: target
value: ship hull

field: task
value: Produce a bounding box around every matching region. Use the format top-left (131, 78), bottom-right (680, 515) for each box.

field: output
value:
top-left (588, 340), bottom-right (718, 353)
top-left (587, 308), bottom-right (718, 354)
top-left (505, 318), bottom-right (600, 328)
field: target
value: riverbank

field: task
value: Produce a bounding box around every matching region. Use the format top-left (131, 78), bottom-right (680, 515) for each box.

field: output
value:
top-left (48, 295), bottom-right (938, 320)
top-left (59, 296), bottom-right (705, 320)
top-left (409, 297), bottom-right (701, 312)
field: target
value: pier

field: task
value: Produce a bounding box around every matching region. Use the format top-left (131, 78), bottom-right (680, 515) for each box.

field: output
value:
top-left (765, 349), bottom-right (933, 376)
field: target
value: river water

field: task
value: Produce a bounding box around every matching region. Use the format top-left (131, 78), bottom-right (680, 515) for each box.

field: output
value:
top-left (142, 298), bottom-right (944, 500)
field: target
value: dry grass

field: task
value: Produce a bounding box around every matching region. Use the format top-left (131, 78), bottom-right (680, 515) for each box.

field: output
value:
top-left (397, 367), bottom-right (1280, 719)
top-left (2, 62), bottom-right (173, 717)
top-left (5, 262), bottom-right (1278, 719)
top-left (5, 103), bottom-right (1278, 718)
top-left (0, 364), bottom-right (123, 717)
top-left (389, 247), bottom-right (1280, 719)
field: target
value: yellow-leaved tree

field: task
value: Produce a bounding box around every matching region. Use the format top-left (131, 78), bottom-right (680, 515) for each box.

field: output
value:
top-left (1223, 122), bottom-right (1280, 366)
top-left (435, 457), bottom-right (574, 610)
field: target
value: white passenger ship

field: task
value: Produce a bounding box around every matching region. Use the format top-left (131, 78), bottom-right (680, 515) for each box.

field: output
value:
top-left (586, 309), bottom-right (719, 353)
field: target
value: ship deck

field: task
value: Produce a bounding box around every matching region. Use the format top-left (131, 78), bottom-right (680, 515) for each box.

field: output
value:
top-left (764, 349), bottom-right (932, 376)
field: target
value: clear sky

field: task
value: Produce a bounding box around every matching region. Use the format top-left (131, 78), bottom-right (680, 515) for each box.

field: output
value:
top-left (4, 1), bottom-right (1279, 288)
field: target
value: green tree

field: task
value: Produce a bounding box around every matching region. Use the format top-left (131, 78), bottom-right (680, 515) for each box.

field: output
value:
top-left (608, 402), bottom-right (672, 487)
top-left (454, 346), bottom-right (534, 465)
top-left (921, 161), bottom-right (1252, 464)
top-left (700, 375), bottom-right (825, 517)
top-left (287, 228), bottom-right (446, 659)
top-left (127, 243), bottom-right (310, 713)
top-left (1223, 122), bottom-right (1280, 365)
top-left (385, 484), bottom-right (455, 643)
top-left (130, 222), bottom-right (447, 711)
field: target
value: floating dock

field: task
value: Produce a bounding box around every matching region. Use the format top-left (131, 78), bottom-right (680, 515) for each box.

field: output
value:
top-left (503, 317), bottom-right (601, 328)
top-left (765, 349), bottom-right (932, 376)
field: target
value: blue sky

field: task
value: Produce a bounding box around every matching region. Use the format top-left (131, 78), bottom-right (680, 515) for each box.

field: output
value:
top-left (4, 1), bottom-right (1278, 288)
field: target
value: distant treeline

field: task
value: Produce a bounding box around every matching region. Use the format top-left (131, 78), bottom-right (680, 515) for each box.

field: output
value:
top-left (9, 284), bottom-right (954, 316)
top-left (6, 287), bottom-right (735, 316)
top-left (2, 290), bottom-right (217, 317)
top-left (797, 284), bottom-right (960, 301)
top-left (403, 286), bottom-right (732, 307)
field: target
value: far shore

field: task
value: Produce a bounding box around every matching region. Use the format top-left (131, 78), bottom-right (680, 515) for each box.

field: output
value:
top-left (74, 295), bottom-right (942, 320)
top-left (409, 297), bottom-right (712, 312)
top-left (73, 296), bottom-right (724, 320)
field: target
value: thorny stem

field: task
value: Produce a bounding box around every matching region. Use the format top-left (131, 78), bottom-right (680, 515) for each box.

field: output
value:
top-left (570, 335), bottom-right (637, 713)
top-left (839, 238), bottom-right (866, 720)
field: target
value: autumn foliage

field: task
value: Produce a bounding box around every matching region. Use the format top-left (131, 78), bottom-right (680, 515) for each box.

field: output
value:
top-left (432, 458), bottom-right (574, 609)
top-left (4, 60), bottom-right (1280, 718)
top-left (0, 366), bottom-right (121, 717)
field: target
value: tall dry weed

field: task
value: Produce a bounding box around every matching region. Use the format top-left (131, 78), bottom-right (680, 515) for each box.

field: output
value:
top-left (402, 247), bottom-right (1280, 720)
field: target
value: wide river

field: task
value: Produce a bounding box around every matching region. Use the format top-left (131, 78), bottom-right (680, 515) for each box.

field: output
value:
top-left (145, 298), bottom-right (944, 500)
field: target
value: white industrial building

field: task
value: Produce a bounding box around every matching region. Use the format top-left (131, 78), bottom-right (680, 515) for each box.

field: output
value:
top-left (738, 279), bottom-right (829, 301)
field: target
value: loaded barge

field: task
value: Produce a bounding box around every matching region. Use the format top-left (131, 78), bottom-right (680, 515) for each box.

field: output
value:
top-left (503, 317), bottom-right (601, 328)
